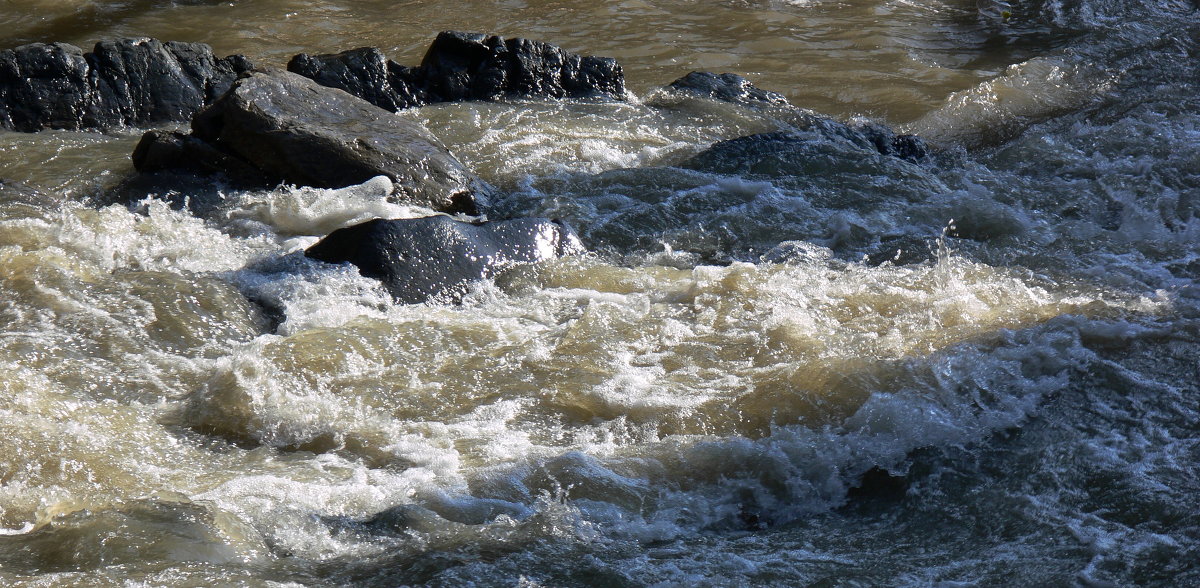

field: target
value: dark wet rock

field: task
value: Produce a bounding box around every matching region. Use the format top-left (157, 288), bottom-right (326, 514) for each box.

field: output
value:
top-left (131, 129), bottom-right (268, 184)
top-left (847, 466), bottom-right (908, 501)
top-left (853, 120), bottom-right (928, 162)
top-left (287, 31), bottom-right (626, 112)
top-left (683, 131), bottom-right (869, 175)
top-left (682, 131), bottom-right (926, 177)
top-left (667, 71), bottom-right (791, 108)
top-left (304, 215), bottom-right (585, 304)
top-left (0, 178), bottom-right (58, 208)
top-left (663, 71), bottom-right (927, 163)
top-left (132, 69), bottom-right (491, 214)
top-left (0, 38), bottom-right (252, 132)
top-left (287, 47), bottom-right (427, 111)
top-left (864, 235), bottom-right (937, 266)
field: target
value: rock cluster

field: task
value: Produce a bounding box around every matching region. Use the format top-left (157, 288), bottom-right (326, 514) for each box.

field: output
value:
top-left (288, 31), bottom-right (626, 112)
top-left (3, 31), bottom-right (937, 306)
top-left (0, 38), bottom-right (251, 132)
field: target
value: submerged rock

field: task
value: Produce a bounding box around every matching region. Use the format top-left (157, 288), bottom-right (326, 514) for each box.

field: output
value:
top-left (304, 215), bottom-right (585, 304)
top-left (0, 38), bottom-right (252, 132)
top-left (0, 178), bottom-right (57, 207)
top-left (132, 69), bottom-right (491, 214)
top-left (287, 31), bottom-right (626, 112)
top-left (664, 71), bottom-right (927, 163)
top-left (667, 71), bottom-right (791, 108)
top-left (682, 131), bottom-right (924, 176)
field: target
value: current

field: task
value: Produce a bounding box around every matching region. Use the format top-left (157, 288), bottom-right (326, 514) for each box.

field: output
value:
top-left (0, 1), bottom-right (1198, 586)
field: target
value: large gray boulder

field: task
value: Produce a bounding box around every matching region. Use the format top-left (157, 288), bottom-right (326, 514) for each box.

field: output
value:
top-left (133, 69), bottom-right (491, 214)
top-left (0, 38), bottom-right (252, 132)
top-left (304, 215), bottom-right (585, 304)
top-left (286, 31), bottom-right (626, 112)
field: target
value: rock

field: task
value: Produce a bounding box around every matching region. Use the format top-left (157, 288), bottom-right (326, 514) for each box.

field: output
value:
top-left (852, 120), bottom-right (928, 162)
top-left (0, 178), bottom-right (60, 208)
top-left (667, 71), bottom-right (791, 108)
top-left (0, 38), bottom-right (252, 132)
top-left (131, 129), bottom-right (268, 185)
top-left (286, 31), bottom-right (625, 112)
top-left (682, 130), bottom-right (926, 177)
top-left (133, 69), bottom-right (491, 214)
top-left (287, 47), bottom-right (427, 112)
top-left (864, 235), bottom-right (936, 266)
top-left (304, 215), bottom-right (585, 304)
top-left (846, 466), bottom-right (908, 501)
top-left (664, 71), bottom-right (927, 163)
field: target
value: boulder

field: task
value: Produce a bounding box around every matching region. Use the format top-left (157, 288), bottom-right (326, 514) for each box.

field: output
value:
top-left (0, 38), bottom-right (252, 132)
top-left (287, 31), bottom-right (626, 112)
top-left (132, 69), bottom-right (491, 214)
top-left (304, 215), bottom-right (585, 304)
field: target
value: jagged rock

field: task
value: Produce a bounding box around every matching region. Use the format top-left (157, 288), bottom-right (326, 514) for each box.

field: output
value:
top-left (286, 31), bottom-right (626, 112)
top-left (304, 215), bottom-right (585, 304)
top-left (287, 47), bottom-right (426, 111)
top-left (667, 71), bottom-right (791, 108)
top-left (133, 69), bottom-right (491, 214)
top-left (853, 121), bottom-right (928, 162)
top-left (0, 38), bottom-right (252, 132)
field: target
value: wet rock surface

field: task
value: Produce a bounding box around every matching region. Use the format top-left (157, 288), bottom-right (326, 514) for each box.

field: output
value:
top-left (680, 124), bottom-right (932, 183)
top-left (681, 131), bottom-right (917, 177)
top-left (665, 71), bottom-right (927, 163)
top-left (287, 31), bottom-right (626, 111)
top-left (304, 215), bottom-right (585, 304)
top-left (0, 178), bottom-right (55, 207)
top-left (0, 38), bottom-right (251, 132)
top-left (132, 69), bottom-right (491, 214)
top-left (667, 71), bottom-right (791, 108)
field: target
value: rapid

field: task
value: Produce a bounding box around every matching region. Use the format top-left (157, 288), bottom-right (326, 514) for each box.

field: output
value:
top-left (1, 0), bottom-right (1198, 585)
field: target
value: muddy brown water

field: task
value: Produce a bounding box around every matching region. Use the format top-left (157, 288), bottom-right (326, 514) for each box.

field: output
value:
top-left (1, 1), bottom-right (1199, 586)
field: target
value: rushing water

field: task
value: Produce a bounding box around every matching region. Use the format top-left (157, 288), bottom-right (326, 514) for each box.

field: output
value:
top-left (1, 1), bottom-right (1199, 586)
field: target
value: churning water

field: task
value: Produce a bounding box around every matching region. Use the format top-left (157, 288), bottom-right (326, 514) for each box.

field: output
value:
top-left (1, 1), bottom-right (1198, 586)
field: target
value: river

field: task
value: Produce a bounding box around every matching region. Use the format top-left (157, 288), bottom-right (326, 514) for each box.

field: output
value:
top-left (1, 0), bottom-right (1198, 585)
